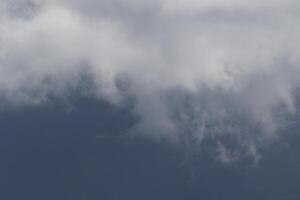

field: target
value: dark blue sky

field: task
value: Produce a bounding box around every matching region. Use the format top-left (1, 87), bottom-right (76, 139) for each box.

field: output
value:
top-left (1, 94), bottom-right (300, 200)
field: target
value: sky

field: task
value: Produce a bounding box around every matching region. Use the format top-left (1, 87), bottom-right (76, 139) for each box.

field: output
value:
top-left (1, 0), bottom-right (300, 199)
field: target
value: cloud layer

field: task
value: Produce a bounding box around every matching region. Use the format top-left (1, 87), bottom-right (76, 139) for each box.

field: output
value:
top-left (1, 0), bottom-right (300, 161)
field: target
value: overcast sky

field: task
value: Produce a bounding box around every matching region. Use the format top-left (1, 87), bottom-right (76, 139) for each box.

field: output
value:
top-left (1, 0), bottom-right (300, 199)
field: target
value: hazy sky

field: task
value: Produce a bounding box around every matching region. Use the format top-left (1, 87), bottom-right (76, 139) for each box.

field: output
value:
top-left (1, 1), bottom-right (300, 199)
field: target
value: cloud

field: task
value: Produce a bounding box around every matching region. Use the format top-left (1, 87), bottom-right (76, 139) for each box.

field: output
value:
top-left (1, 0), bottom-right (300, 162)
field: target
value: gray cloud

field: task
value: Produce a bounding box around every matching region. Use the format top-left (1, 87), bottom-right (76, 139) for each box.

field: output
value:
top-left (1, 0), bottom-right (300, 162)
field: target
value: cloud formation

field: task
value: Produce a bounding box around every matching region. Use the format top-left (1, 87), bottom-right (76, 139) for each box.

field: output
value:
top-left (1, 0), bottom-right (300, 161)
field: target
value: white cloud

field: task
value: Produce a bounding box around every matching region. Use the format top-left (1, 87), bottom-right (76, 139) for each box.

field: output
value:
top-left (1, 0), bottom-right (300, 161)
